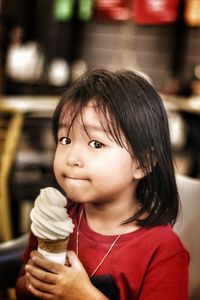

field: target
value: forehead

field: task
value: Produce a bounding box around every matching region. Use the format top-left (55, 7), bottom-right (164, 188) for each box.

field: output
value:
top-left (59, 100), bottom-right (110, 130)
top-left (58, 99), bottom-right (127, 148)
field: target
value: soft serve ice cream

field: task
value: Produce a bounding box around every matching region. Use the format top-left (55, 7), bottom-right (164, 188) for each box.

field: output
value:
top-left (30, 187), bottom-right (74, 264)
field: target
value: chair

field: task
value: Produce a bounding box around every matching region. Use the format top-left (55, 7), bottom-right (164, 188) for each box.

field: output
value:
top-left (174, 173), bottom-right (200, 300)
top-left (0, 232), bottom-right (29, 299)
top-left (0, 107), bottom-right (24, 241)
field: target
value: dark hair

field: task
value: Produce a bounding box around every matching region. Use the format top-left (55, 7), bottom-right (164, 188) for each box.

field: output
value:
top-left (52, 69), bottom-right (179, 228)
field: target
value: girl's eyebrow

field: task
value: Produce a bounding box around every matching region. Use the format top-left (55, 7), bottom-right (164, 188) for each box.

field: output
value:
top-left (58, 123), bottom-right (104, 132)
top-left (84, 124), bottom-right (104, 132)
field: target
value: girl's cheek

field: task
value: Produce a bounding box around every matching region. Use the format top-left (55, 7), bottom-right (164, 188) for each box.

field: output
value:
top-left (53, 157), bottom-right (61, 175)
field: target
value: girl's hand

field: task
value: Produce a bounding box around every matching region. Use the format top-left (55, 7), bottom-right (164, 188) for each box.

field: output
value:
top-left (25, 250), bottom-right (97, 300)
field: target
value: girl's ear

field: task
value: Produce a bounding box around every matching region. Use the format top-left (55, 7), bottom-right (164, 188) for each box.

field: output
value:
top-left (132, 163), bottom-right (146, 180)
top-left (132, 149), bottom-right (157, 180)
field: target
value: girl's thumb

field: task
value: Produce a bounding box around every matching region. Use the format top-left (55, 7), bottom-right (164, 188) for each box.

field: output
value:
top-left (66, 250), bottom-right (84, 271)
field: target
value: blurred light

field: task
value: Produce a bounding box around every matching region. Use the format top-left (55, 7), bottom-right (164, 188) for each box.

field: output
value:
top-left (48, 58), bottom-right (70, 86)
top-left (71, 59), bottom-right (88, 82)
top-left (168, 111), bottom-right (187, 151)
top-left (6, 42), bottom-right (44, 82)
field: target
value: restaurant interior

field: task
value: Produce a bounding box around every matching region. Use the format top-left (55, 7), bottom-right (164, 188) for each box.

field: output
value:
top-left (0, 0), bottom-right (200, 299)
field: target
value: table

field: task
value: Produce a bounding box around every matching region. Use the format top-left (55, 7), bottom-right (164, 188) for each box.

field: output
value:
top-left (1, 94), bottom-right (200, 115)
top-left (0, 96), bottom-right (59, 116)
top-left (162, 94), bottom-right (200, 116)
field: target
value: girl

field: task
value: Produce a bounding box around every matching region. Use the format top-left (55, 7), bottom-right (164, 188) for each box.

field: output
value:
top-left (16, 69), bottom-right (189, 300)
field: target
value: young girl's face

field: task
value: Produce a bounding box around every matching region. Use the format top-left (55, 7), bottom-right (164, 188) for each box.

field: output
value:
top-left (53, 100), bottom-right (143, 206)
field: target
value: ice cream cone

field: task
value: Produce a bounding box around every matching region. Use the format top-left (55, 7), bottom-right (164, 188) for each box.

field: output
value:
top-left (38, 237), bottom-right (69, 265)
top-left (38, 237), bottom-right (68, 253)
top-left (30, 187), bottom-right (74, 265)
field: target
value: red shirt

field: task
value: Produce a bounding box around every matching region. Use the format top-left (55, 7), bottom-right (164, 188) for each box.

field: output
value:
top-left (24, 202), bottom-right (189, 300)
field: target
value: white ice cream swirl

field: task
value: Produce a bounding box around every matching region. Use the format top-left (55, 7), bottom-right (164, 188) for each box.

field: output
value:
top-left (30, 187), bottom-right (74, 240)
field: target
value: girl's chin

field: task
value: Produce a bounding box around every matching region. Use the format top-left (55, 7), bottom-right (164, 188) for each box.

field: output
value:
top-left (65, 192), bottom-right (92, 203)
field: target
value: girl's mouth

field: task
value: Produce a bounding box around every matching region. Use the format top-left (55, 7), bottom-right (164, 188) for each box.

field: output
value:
top-left (64, 174), bottom-right (88, 181)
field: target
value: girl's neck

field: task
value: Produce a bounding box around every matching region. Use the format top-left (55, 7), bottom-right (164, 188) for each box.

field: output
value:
top-left (84, 200), bottom-right (141, 236)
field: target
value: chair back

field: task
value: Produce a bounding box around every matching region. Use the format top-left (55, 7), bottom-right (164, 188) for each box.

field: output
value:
top-left (0, 232), bottom-right (29, 288)
top-left (174, 174), bottom-right (200, 300)
top-left (0, 232), bottom-right (28, 299)
top-left (0, 107), bottom-right (24, 241)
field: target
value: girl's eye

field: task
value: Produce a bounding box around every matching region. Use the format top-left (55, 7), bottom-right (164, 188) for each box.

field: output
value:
top-left (89, 140), bottom-right (104, 149)
top-left (59, 137), bottom-right (71, 145)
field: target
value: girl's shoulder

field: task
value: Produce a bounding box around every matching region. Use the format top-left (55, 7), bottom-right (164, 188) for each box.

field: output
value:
top-left (140, 224), bottom-right (186, 247)
top-left (118, 224), bottom-right (189, 265)
top-left (137, 224), bottom-right (190, 262)
top-left (149, 224), bottom-right (186, 249)
top-left (121, 224), bottom-right (186, 251)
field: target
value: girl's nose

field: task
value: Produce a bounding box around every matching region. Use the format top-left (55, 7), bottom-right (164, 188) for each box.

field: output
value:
top-left (66, 145), bottom-right (83, 167)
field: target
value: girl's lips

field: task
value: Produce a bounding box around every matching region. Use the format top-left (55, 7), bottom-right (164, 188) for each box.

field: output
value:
top-left (67, 176), bottom-right (82, 180)
top-left (64, 174), bottom-right (88, 181)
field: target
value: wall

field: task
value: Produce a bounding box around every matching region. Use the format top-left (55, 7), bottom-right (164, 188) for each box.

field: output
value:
top-left (80, 21), bottom-right (176, 89)
top-left (2, 0), bottom-right (200, 92)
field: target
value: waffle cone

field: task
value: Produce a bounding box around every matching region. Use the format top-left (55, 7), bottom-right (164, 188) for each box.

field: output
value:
top-left (38, 237), bottom-right (68, 253)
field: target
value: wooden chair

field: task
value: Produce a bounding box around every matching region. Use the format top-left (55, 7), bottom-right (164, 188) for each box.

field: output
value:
top-left (0, 107), bottom-right (24, 241)
top-left (174, 173), bottom-right (200, 300)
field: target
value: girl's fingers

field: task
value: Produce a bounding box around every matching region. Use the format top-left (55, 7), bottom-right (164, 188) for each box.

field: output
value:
top-left (67, 250), bottom-right (85, 271)
top-left (30, 252), bottom-right (63, 274)
top-left (30, 250), bottom-right (43, 259)
top-left (26, 271), bottom-right (53, 293)
top-left (25, 264), bottom-right (56, 284)
top-left (27, 281), bottom-right (54, 300)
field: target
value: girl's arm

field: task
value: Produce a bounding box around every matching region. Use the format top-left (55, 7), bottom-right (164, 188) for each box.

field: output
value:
top-left (18, 250), bottom-right (109, 300)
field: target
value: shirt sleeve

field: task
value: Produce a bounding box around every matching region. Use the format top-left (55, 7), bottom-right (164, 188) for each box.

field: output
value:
top-left (138, 250), bottom-right (189, 300)
top-left (22, 231), bottom-right (38, 263)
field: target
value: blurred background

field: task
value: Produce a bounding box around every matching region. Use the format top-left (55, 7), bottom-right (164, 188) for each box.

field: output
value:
top-left (0, 0), bottom-right (200, 240)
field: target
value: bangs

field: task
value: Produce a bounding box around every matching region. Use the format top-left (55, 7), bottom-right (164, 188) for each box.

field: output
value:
top-left (57, 97), bottom-right (127, 149)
